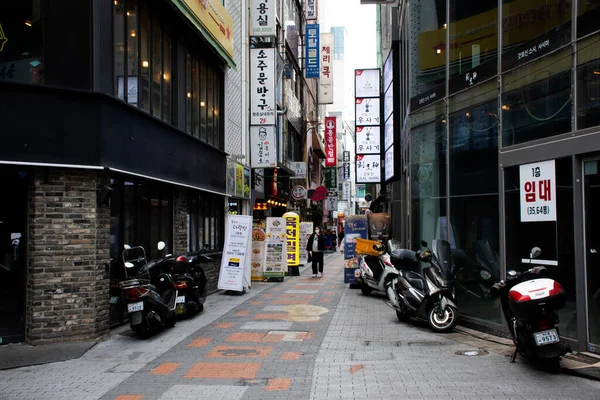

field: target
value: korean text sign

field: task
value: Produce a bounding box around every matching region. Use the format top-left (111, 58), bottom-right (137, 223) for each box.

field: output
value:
top-left (250, 48), bottom-right (276, 125)
top-left (319, 33), bottom-right (333, 104)
top-left (519, 159), bottom-right (557, 222)
top-left (306, 0), bottom-right (317, 19)
top-left (325, 116), bottom-right (337, 166)
top-left (264, 217), bottom-right (287, 277)
top-left (355, 98), bottom-right (381, 126)
top-left (305, 24), bottom-right (320, 78)
top-left (250, 126), bottom-right (276, 168)
top-left (250, 0), bottom-right (276, 37)
top-left (356, 126), bottom-right (381, 154)
top-left (283, 212), bottom-right (300, 266)
top-left (356, 154), bottom-right (381, 183)
top-left (217, 215), bottom-right (252, 292)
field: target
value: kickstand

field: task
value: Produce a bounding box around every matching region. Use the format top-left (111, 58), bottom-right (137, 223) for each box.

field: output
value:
top-left (510, 346), bottom-right (518, 363)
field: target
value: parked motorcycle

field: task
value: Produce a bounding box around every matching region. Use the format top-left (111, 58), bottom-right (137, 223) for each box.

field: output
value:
top-left (387, 240), bottom-right (459, 333)
top-left (355, 239), bottom-right (402, 296)
top-left (489, 246), bottom-right (571, 373)
top-left (118, 245), bottom-right (179, 339)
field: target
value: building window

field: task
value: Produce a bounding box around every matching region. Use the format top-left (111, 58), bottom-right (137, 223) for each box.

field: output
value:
top-left (188, 193), bottom-right (224, 252)
top-left (113, 0), bottom-right (174, 124)
top-left (577, 33), bottom-right (600, 130)
top-left (578, 0), bottom-right (600, 38)
top-left (0, 0), bottom-right (43, 84)
top-left (185, 52), bottom-right (224, 150)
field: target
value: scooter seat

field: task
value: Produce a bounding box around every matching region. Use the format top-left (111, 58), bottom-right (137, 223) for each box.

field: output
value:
top-left (403, 270), bottom-right (425, 291)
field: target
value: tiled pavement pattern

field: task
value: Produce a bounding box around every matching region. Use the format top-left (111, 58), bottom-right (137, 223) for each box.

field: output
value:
top-left (1, 251), bottom-right (600, 400)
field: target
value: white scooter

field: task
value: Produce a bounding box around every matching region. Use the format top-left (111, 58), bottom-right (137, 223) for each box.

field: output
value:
top-left (355, 239), bottom-right (409, 296)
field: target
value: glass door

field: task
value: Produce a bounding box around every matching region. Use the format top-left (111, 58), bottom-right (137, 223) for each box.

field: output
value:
top-left (584, 160), bottom-right (600, 353)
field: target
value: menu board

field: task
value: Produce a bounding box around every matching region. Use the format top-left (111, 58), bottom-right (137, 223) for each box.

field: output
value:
top-left (218, 215), bottom-right (253, 291)
top-left (250, 219), bottom-right (267, 281)
top-left (299, 222), bottom-right (313, 265)
top-left (283, 212), bottom-right (300, 266)
top-left (264, 217), bottom-right (287, 278)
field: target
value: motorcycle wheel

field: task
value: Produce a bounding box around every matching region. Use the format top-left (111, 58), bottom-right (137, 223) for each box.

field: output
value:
top-left (165, 314), bottom-right (177, 328)
top-left (427, 305), bottom-right (458, 333)
top-left (197, 303), bottom-right (204, 312)
top-left (547, 358), bottom-right (561, 374)
top-left (360, 281), bottom-right (372, 295)
top-left (396, 309), bottom-right (411, 322)
top-left (133, 314), bottom-right (152, 339)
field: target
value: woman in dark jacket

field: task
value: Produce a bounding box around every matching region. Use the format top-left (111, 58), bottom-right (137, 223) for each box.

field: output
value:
top-left (306, 226), bottom-right (326, 277)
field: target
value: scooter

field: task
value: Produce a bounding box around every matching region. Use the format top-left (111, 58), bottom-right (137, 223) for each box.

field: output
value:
top-left (489, 246), bottom-right (571, 373)
top-left (387, 240), bottom-right (459, 333)
top-left (455, 240), bottom-right (500, 299)
top-left (355, 239), bottom-right (403, 296)
top-left (118, 245), bottom-right (179, 339)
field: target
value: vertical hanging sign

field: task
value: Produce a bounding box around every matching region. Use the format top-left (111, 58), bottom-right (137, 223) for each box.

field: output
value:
top-left (325, 116), bottom-right (337, 167)
top-left (250, 48), bottom-right (276, 125)
top-left (319, 33), bottom-right (334, 104)
top-left (306, 0), bottom-right (318, 20)
top-left (305, 24), bottom-right (320, 78)
top-left (250, 0), bottom-right (276, 37)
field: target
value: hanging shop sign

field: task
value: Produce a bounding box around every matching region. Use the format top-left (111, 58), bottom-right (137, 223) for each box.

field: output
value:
top-left (342, 163), bottom-right (351, 181)
top-left (291, 161), bottom-right (307, 178)
top-left (250, 0), bottom-right (276, 37)
top-left (343, 151), bottom-right (350, 162)
top-left (319, 33), bottom-right (334, 104)
top-left (283, 212), bottom-right (300, 267)
top-left (251, 220), bottom-right (267, 281)
top-left (385, 146), bottom-right (394, 182)
top-left (271, 168), bottom-right (278, 196)
top-left (264, 217), bottom-right (287, 278)
top-left (235, 163), bottom-right (244, 197)
top-left (250, 126), bottom-right (277, 167)
top-left (306, 0), bottom-right (318, 20)
top-left (311, 185), bottom-right (328, 201)
top-left (519, 159), bottom-right (557, 222)
top-left (324, 167), bottom-right (338, 189)
top-left (355, 69), bottom-right (380, 98)
top-left (356, 184), bottom-right (366, 198)
top-left (341, 181), bottom-right (351, 201)
top-left (356, 126), bottom-right (381, 154)
top-left (305, 23), bottom-right (320, 78)
top-left (325, 116), bottom-right (337, 166)
top-left (325, 196), bottom-right (338, 215)
top-left (356, 154), bottom-right (381, 183)
top-left (355, 98), bottom-right (381, 126)
top-left (384, 117), bottom-right (393, 151)
top-left (250, 48), bottom-right (276, 125)
top-left (299, 222), bottom-right (313, 265)
top-left (343, 215), bottom-right (368, 284)
top-left (291, 185), bottom-right (307, 200)
top-left (218, 215), bottom-right (252, 292)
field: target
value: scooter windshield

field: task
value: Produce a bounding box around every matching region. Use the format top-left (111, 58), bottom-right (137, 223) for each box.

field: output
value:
top-left (431, 239), bottom-right (454, 280)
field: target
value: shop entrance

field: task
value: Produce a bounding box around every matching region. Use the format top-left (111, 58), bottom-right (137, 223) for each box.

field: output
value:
top-left (584, 159), bottom-right (600, 354)
top-left (0, 169), bottom-right (28, 344)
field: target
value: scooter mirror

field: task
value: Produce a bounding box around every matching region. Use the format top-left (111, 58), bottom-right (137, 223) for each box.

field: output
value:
top-left (507, 270), bottom-right (517, 277)
top-left (530, 247), bottom-right (541, 259)
top-left (124, 244), bottom-right (131, 250)
top-left (124, 262), bottom-right (135, 268)
top-left (421, 240), bottom-right (428, 247)
top-left (158, 241), bottom-right (166, 251)
top-left (480, 270), bottom-right (492, 280)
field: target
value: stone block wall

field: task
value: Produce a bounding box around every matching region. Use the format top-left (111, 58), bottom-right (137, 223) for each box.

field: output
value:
top-left (26, 168), bottom-right (110, 344)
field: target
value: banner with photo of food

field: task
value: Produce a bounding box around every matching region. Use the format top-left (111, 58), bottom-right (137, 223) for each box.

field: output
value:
top-left (264, 217), bottom-right (287, 278)
top-left (250, 219), bottom-right (267, 281)
top-left (343, 215), bottom-right (368, 284)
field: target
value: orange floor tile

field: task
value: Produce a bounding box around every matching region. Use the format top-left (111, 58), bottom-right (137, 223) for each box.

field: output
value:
top-left (234, 310), bottom-right (251, 316)
top-left (280, 352), bottom-right (302, 360)
top-left (252, 313), bottom-right (287, 320)
top-left (265, 378), bottom-right (292, 391)
top-left (215, 322), bottom-right (234, 329)
top-left (150, 363), bottom-right (181, 375)
top-left (188, 338), bottom-right (213, 347)
top-left (184, 362), bottom-right (261, 379)
top-left (205, 345), bottom-right (273, 359)
top-left (225, 332), bottom-right (284, 343)
top-left (115, 396), bottom-right (143, 400)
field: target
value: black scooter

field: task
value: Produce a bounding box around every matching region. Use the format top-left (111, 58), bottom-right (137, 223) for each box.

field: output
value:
top-left (387, 240), bottom-right (459, 333)
top-left (489, 246), bottom-right (571, 373)
top-left (118, 245), bottom-right (178, 339)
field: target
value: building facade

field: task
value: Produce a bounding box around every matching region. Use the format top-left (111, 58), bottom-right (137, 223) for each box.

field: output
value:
top-left (379, 0), bottom-right (600, 354)
top-left (0, 0), bottom-right (240, 344)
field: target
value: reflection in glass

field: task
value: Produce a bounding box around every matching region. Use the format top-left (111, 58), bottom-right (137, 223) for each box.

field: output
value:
top-left (192, 59), bottom-right (199, 138)
top-left (185, 54), bottom-right (192, 134)
top-left (577, 34), bottom-right (600, 129)
top-left (200, 61), bottom-right (208, 142)
top-left (140, 3), bottom-right (151, 112)
top-left (449, 101), bottom-right (501, 323)
top-left (126, 1), bottom-right (138, 105)
top-left (585, 160), bottom-right (600, 348)
top-left (409, 0), bottom-right (447, 97)
top-left (162, 29), bottom-right (171, 123)
top-left (578, 0), bottom-right (600, 39)
top-left (114, 1), bottom-right (125, 99)
top-left (449, 0), bottom-right (497, 80)
top-left (207, 67), bottom-right (214, 146)
top-left (151, 16), bottom-right (162, 117)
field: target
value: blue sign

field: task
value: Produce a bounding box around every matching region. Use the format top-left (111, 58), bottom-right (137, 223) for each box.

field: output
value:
top-left (343, 215), bottom-right (368, 284)
top-left (305, 23), bottom-right (320, 78)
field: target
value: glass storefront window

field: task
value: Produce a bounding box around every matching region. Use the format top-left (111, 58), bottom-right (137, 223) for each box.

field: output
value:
top-left (578, 0), bottom-right (600, 39)
top-left (502, 47), bottom-right (572, 146)
top-left (577, 33), bottom-right (600, 130)
top-left (409, 0), bottom-right (447, 98)
top-left (449, 100), bottom-right (501, 323)
top-left (0, 1), bottom-right (43, 84)
top-left (504, 157), bottom-right (577, 339)
top-left (410, 107), bottom-right (447, 249)
top-left (189, 193), bottom-right (225, 252)
top-left (449, 0), bottom-right (498, 85)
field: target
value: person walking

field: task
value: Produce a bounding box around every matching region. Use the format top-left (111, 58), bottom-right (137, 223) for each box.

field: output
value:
top-left (306, 226), bottom-right (326, 277)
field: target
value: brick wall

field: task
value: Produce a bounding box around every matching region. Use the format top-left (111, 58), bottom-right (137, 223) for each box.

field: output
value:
top-left (26, 168), bottom-right (110, 344)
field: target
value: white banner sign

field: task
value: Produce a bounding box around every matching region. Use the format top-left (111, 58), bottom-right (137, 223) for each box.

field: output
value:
top-left (218, 215), bottom-right (253, 291)
top-left (319, 33), bottom-right (334, 104)
top-left (355, 69), bottom-right (380, 98)
top-left (250, 126), bottom-right (277, 167)
top-left (384, 84), bottom-right (393, 121)
top-left (356, 154), bottom-right (381, 183)
top-left (299, 222), bottom-right (313, 265)
top-left (342, 181), bottom-right (351, 201)
top-left (306, 0), bottom-right (317, 19)
top-left (384, 116), bottom-right (393, 151)
top-left (250, 48), bottom-right (276, 125)
top-left (355, 98), bottom-right (380, 126)
top-left (250, 0), bottom-right (276, 37)
top-left (385, 146), bottom-right (394, 181)
top-left (264, 217), bottom-right (287, 276)
top-left (291, 161), bottom-right (307, 178)
top-left (520, 159), bottom-right (557, 222)
top-left (251, 223), bottom-right (267, 280)
top-left (356, 126), bottom-right (381, 154)
top-left (325, 196), bottom-right (338, 213)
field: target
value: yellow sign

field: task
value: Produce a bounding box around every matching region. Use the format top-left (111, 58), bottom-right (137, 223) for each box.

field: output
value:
top-left (0, 24), bottom-right (7, 52)
top-left (418, 0), bottom-right (571, 71)
top-left (180, 0), bottom-right (234, 60)
top-left (283, 212), bottom-right (300, 267)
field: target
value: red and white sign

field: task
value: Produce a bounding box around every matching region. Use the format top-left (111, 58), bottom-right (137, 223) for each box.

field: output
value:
top-left (291, 185), bottom-right (307, 200)
top-left (519, 159), bottom-right (556, 222)
top-left (325, 116), bottom-right (337, 167)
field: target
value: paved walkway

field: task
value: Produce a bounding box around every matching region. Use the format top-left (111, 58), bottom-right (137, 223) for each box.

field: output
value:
top-left (1, 251), bottom-right (600, 400)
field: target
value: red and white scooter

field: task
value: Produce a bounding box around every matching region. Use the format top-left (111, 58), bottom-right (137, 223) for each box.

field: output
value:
top-left (490, 247), bottom-right (571, 373)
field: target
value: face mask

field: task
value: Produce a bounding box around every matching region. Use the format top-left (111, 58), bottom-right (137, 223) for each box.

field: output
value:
top-left (315, 230), bottom-right (320, 234)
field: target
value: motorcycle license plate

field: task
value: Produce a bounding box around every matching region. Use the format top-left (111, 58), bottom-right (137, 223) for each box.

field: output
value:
top-left (534, 328), bottom-right (560, 346)
top-left (127, 301), bottom-right (144, 313)
top-left (176, 296), bottom-right (186, 304)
